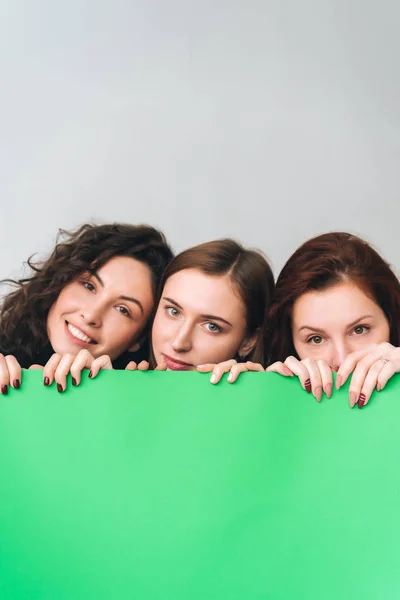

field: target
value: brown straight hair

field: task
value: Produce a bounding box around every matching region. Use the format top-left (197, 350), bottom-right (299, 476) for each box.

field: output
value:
top-left (152, 238), bottom-right (275, 365)
top-left (265, 232), bottom-right (400, 364)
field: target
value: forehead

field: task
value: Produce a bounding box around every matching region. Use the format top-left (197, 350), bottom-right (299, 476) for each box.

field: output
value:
top-left (292, 282), bottom-right (383, 328)
top-left (96, 256), bottom-right (153, 296)
top-left (163, 268), bottom-right (246, 318)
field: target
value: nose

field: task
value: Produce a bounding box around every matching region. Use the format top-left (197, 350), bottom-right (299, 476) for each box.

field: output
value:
top-left (80, 298), bottom-right (104, 327)
top-left (171, 322), bottom-right (193, 353)
top-left (330, 339), bottom-right (352, 371)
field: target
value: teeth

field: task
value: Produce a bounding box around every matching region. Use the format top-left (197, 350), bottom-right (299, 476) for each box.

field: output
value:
top-left (67, 323), bottom-right (93, 344)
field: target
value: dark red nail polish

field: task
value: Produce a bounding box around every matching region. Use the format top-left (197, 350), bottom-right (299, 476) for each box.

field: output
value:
top-left (44, 376), bottom-right (50, 386)
top-left (305, 379), bottom-right (312, 393)
top-left (72, 377), bottom-right (77, 386)
top-left (57, 383), bottom-right (63, 393)
top-left (88, 370), bottom-right (93, 378)
top-left (1, 385), bottom-right (8, 395)
top-left (13, 379), bottom-right (20, 389)
top-left (358, 393), bottom-right (366, 409)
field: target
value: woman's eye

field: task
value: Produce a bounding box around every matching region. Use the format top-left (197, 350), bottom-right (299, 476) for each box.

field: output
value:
top-left (205, 322), bottom-right (221, 333)
top-left (307, 335), bottom-right (323, 345)
top-left (116, 306), bottom-right (131, 318)
top-left (83, 281), bottom-right (95, 292)
top-left (166, 307), bottom-right (180, 317)
top-left (353, 325), bottom-right (370, 335)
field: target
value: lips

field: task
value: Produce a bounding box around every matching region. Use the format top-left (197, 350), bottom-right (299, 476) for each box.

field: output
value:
top-left (66, 321), bottom-right (97, 345)
top-left (163, 354), bottom-right (193, 371)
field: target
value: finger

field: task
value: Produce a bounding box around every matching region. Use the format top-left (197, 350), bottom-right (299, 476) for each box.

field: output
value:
top-left (137, 361), bottom-right (150, 371)
top-left (29, 364), bottom-right (44, 370)
top-left (377, 359), bottom-right (397, 393)
top-left (155, 361), bottom-right (167, 371)
top-left (348, 350), bottom-right (390, 407)
top-left (357, 359), bottom-right (387, 408)
top-left (283, 356), bottom-right (313, 394)
top-left (266, 362), bottom-right (294, 377)
top-left (227, 361), bottom-right (264, 383)
top-left (125, 361), bottom-right (138, 371)
top-left (210, 359), bottom-right (238, 384)
top-left (5, 355), bottom-right (23, 389)
top-left (68, 349), bottom-right (95, 385)
top-left (300, 359), bottom-right (324, 402)
top-left (42, 353), bottom-right (63, 387)
top-left (0, 354), bottom-right (11, 394)
top-left (53, 354), bottom-right (77, 392)
top-left (87, 354), bottom-right (113, 379)
top-left (336, 343), bottom-right (392, 389)
top-left (316, 360), bottom-right (333, 399)
top-left (197, 363), bottom-right (219, 373)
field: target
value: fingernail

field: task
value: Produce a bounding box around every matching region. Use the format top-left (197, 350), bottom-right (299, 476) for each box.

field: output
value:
top-left (13, 379), bottom-right (20, 390)
top-left (283, 366), bottom-right (293, 376)
top-left (304, 379), bottom-right (311, 393)
top-left (57, 383), bottom-right (64, 393)
top-left (336, 374), bottom-right (342, 390)
top-left (197, 364), bottom-right (204, 369)
top-left (376, 383), bottom-right (382, 392)
top-left (88, 370), bottom-right (93, 378)
top-left (315, 386), bottom-right (322, 402)
top-left (72, 377), bottom-right (77, 386)
top-left (227, 373), bottom-right (233, 382)
top-left (1, 385), bottom-right (8, 395)
top-left (210, 374), bottom-right (216, 384)
top-left (358, 393), bottom-right (366, 409)
top-left (324, 383), bottom-right (332, 399)
top-left (349, 391), bottom-right (356, 407)
top-left (44, 376), bottom-right (50, 386)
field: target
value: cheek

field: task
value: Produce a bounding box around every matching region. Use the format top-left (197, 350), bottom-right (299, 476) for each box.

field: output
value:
top-left (196, 334), bottom-right (242, 364)
top-left (369, 323), bottom-right (391, 345)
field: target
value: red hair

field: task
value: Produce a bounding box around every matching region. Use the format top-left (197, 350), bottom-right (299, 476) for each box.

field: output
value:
top-left (265, 232), bottom-right (400, 364)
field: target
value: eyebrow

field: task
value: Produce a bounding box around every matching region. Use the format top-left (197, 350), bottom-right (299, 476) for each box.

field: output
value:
top-left (93, 272), bottom-right (144, 315)
top-left (298, 314), bottom-right (375, 333)
top-left (163, 296), bottom-right (233, 327)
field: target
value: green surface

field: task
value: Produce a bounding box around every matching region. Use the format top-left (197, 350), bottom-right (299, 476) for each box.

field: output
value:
top-left (0, 370), bottom-right (399, 599)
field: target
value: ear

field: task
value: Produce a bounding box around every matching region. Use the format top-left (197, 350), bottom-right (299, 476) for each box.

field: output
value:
top-left (237, 330), bottom-right (259, 359)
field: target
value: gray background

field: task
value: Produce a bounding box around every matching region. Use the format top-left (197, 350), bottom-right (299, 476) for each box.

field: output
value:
top-left (1, 0), bottom-right (398, 281)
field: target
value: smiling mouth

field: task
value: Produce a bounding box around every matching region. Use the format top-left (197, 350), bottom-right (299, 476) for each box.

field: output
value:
top-left (162, 354), bottom-right (193, 371)
top-left (66, 322), bottom-right (97, 345)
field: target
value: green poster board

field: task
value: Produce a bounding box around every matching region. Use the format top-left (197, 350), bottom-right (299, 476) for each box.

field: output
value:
top-left (0, 370), bottom-right (399, 599)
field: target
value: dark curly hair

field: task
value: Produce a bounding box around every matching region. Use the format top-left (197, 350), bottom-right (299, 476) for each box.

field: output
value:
top-left (0, 223), bottom-right (173, 362)
top-left (265, 232), bottom-right (400, 364)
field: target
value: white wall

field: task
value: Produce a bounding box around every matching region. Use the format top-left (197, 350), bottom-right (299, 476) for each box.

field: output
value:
top-left (1, 0), bottom-right (399, 281)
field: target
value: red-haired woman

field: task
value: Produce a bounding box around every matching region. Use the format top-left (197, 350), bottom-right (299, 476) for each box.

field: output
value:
top-left (212, 232), bottom-right (400, 409)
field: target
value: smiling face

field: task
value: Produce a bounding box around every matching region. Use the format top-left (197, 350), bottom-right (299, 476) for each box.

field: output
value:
top-left (151, 268), bottom-right (255, 370)
top-left (292, 281), bottom-right (390, 370)
top-left (46, 256), bottom-right (154, 360)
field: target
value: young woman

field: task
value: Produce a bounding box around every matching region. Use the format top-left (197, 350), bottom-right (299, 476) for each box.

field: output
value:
top-left (0, 223), bottom-right (173, 393)
top-left (77, 238), bottom-right (275, 381)
top-left (220, 232), bottom-right (400, 408)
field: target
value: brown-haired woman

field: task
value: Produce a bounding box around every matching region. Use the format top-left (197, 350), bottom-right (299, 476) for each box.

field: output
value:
top-left (85, 238), bottom-right (274, 379)
top-left (259, 232), bottom-right (400, 408)
top-left (0, 223), bottom-right (173, 393)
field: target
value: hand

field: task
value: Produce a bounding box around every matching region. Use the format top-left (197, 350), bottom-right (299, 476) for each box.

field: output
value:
top-left (267, 356), bottom-right (333, 402)
top-left (197, 359), bottom-right (264, 384)
top-left (0, 354), bottom-right (22, 394)
top-left (125, 360), bottom-right (167, 371)
top-left (336, 342), bottom-right (400, 408)
top-left (42, 349), bottom-right (113, 392)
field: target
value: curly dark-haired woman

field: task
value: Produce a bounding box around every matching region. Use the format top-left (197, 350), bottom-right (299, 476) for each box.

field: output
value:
top-left (0, 223), bottom-right (173, 393)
